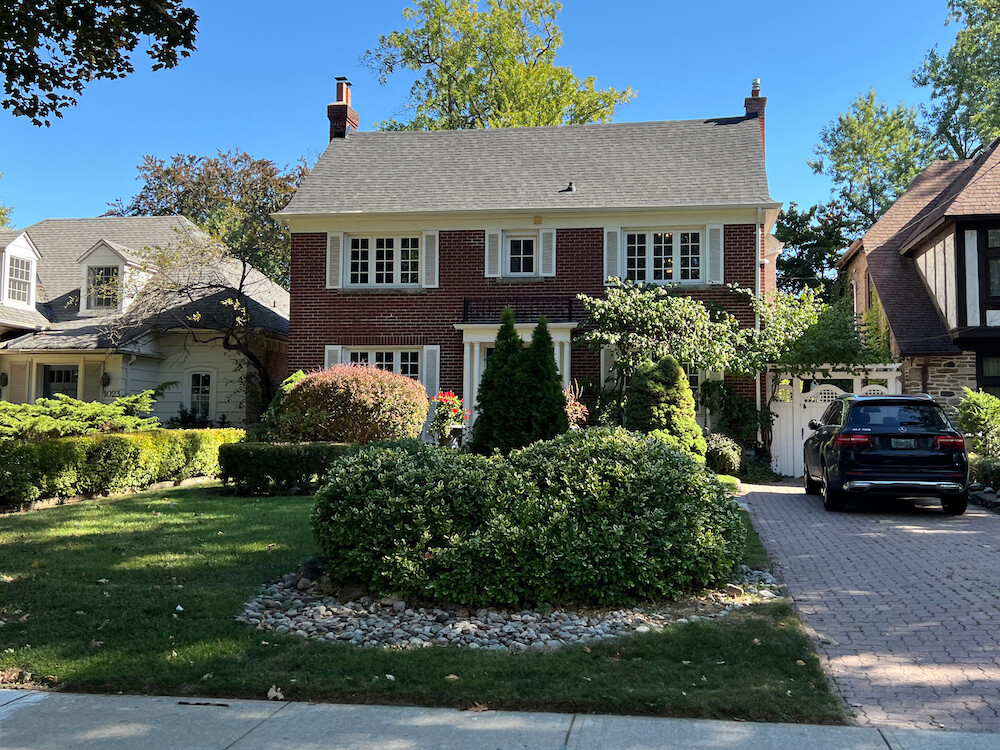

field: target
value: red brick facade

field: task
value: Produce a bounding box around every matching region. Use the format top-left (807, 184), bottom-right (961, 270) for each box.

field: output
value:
top-left (289, 224), bottom-right (764, 402)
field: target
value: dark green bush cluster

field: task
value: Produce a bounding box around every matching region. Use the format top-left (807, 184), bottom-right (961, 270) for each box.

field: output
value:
top-left (471, 310), bottom-right (568, 455)
top-left (312, 427), bottom-right (745, 606)
top-left (705, 432), bottom-right (743, 475)
top-left (625, 355), bottom-right (706, 458)
top-left (0, 391), bottom-right (159, 440)
top-left (219, 441), bottom-right (355, 494)
top-left (272, 366), bottom-right (428, 444)
top-left (956, 387), bottom-right (1000, 457)
top-left (970, 455), bottom-right (1000, 488)
top-left (0, 428), bottom-right (243, 510)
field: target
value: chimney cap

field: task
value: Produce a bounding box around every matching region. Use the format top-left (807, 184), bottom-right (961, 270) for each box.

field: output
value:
top-left (751, 78), bottom-right (761, 96)
top-left (335, 75), bottom-right (349, 82)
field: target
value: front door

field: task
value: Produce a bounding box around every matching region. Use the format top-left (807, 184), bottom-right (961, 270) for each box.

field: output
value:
top-left (42, 365), bottom-right (79, 399)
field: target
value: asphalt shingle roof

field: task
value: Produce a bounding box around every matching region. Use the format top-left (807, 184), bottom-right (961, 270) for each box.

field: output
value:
top-left (280, 116), bottom-right (776, 216)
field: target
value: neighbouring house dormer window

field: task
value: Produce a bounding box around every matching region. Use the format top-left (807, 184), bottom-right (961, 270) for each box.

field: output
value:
top-left (191, 373), bottom-right (211, 417)
top-left (86, 265), bottom-right (120, 309)
top-left (348, 235), bottom-right (420, 287)
top-left (6, 255), bottom-right (33, 305)
top-left (625, 229), bottom-right (702, 283)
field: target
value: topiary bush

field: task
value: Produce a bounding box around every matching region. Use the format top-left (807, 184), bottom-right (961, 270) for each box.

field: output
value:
top-left (219, 441), bottom-right (355, 494)
top-left (956, 387), bottom-right (1000, 458)
top-left (276, 365), bottom-right (429, 444)
top-left (705, 432), bottom-right (743, 475)
top-left (312, 427), bottom-right (745, 606)
top-left (0, 428), bottom-right (244, 510)
top-left (624, 355), bottom-right (706, 457)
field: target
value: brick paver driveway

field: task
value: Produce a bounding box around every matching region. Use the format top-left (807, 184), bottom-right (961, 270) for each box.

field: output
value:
top-left (746, 482), bottom-right (1000, 733)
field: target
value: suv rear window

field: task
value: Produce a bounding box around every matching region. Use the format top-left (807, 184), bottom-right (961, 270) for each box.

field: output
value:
top-left (847, 402), bottom-right (950, 432)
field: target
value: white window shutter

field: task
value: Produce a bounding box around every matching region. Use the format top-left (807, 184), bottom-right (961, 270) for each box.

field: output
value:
top-left (324, 345), bottom-right (342, 369)
top-left (540, 229), bottom-right (556, 277)
top-left (604, 227), bottom-right (621, 284)
top-left (421, 231), bottom-right (439, 288)
top-left (422, 345), bottom-right (440, 398)
top-left (326, 233), bottom-right (343, 289)
top-left (707, 224), bottom-right (724, 285)
top-left (485, 231), bottom-right (502, 277)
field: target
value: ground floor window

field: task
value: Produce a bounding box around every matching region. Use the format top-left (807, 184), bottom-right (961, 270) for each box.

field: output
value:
top-left (191, 373), bottom-right (211, 416)
top-left (979, 354), bottom-right (1000, 397)
top-left (348, 349), bottom-right (421, 380)
top-left (42, 365), bottom-right (78, 399)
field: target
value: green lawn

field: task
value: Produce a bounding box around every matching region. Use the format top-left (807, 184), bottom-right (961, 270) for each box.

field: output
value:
top-left (0, 484), bottom-right (845, 724)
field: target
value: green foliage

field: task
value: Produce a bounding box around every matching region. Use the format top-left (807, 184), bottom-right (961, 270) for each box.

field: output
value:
top-left (219, 441), bottom-right (355, 494)
top-left (276, 365), bottom-right (429, 444)
top-left (0, 2), bottom-right (197, 126)
top-left (913, 0), bottom-right (1000, 158)
top-left (312, 428), bottom-right (745, 606)
top-left (0, 391), bottom-right (159, 441)
top-left (364, 0), bottom-right (634, 130)
top-left (0, 428), bottom-right (243, 509)
top-left (0, 172), bottom-right (11, 227)
top-left (778, 295), bottom-right (888, 375)
top-left (261, 370), bottom-right (307, 440)
top-left (956, 387), bottom-right (1000, 457)
top-left (860, 289), bottom-right (892, 361)
top-left (625, 356), bottom-right (706, 458)
top-left (809, 89), bottom-right (941, 228)
top-left (774, 202), bottom-right (854, 297)
top-left (106, 150), bottom-right (309, 287)
top-left (698, 381), bottom-right (770, 447)
top-left (739, 454), bottom-right (783, 484)
top-left (471, 311), bottom-right (567, 454)
top-left (970, 455), bottom-right (1000, 488)
top-left (705, 433), bottom-right (744, 476)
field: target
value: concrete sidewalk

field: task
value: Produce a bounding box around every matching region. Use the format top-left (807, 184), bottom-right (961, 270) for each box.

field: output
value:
top-left (4, 690), bottom-right (1000, 749)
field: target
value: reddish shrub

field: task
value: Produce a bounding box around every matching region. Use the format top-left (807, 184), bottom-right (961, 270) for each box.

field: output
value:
top-left (278, 365), bottom-right (429, 444)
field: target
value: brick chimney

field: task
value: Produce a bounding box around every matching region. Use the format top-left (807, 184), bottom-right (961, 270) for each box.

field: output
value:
top-left (328, 77), bottom-right (359, 140)
top-left (744, 78), bottom-right (766, 158)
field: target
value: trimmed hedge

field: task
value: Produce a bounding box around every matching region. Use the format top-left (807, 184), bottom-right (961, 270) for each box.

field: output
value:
top-left (312, 427), bottom-right (745, 607)
top-left (219, 441), bottom-right (355, 494)
top-left (0, 428), bottom-right (244, 510)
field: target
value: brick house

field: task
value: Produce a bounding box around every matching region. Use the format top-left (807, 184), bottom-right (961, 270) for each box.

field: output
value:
top-left (277, 80), bottom-right (781, 417)
top-left (838, 137), bottom-right (1000, 412)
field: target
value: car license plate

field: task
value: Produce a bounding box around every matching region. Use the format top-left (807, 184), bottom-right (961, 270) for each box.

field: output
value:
top-left (891, 438), bottom-right (915, 449)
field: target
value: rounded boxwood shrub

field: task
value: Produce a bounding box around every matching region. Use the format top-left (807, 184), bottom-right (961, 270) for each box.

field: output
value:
top-left (705, 432), bottom-right (743, 476)
top-left (278, 365), bottom-right (429, 444)
top-left (624, 355), bottom-right (706, 458)
top-left (312, 427), bottom-right (745, 606)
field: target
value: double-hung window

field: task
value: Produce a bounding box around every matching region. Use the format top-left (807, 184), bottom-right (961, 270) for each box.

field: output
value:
top-left (348, 236), bottom-right (420, 287)
top-left (86, 265), bottom-right (120, 309)
top-left (190, 373), bottom-right (211, 417)
top-left (348, 349), bottom-right (421, 380)
top-left (6, 256), bottom-right (32, 305)
top-left (625, 230), bottom-right (702, 283)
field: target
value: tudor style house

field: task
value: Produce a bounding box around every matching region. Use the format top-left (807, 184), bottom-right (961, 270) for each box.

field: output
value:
top-left (0, 216), bottom-right (288, 424)
top-left (278, 80), bottom-right (782, 415)
top-left (839, 138), bottom-right (1000, 412)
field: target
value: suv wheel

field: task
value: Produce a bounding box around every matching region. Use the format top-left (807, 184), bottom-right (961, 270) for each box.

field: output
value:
top-left (822, 469), bottom-right (846, 512)
top-left (804, 468), bottom-right (821, 495)
top-left (942, 492), bottom-right (968, 516)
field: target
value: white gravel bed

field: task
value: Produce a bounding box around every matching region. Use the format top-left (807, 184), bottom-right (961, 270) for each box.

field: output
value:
top-left (236, 565), bottom-right (781, 652)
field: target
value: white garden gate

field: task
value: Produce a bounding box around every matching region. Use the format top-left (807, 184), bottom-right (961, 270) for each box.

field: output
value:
top-left (768, 365), bottom-right (901, 477)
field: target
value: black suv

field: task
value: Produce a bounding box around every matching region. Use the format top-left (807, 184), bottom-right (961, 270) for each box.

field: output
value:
top-left (803, 394), bottom-right (969, 515)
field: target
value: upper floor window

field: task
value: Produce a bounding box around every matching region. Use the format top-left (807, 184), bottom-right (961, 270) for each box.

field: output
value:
top-left (86, 265), bottom-right (120, 309)
top-left (348, 236), bottom-right (420, 287)
top-left (625, 230), bottom-right (701, 283)
top-left (506, 235), bottom-right (536, 276)
top-left (191, 373), bottom-right (211, 417)
top-left (6, 255), bottom-right (32, 305)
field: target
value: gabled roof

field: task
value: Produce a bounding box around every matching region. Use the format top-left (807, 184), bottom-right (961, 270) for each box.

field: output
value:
top-left (280, 116), bottom-right (776, 217)
top-left (76, 238), bottom-right (143, 266)
top-left (844, 140), bottom-right (1000, 357)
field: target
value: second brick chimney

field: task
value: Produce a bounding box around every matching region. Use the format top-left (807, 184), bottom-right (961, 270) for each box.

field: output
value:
top-left (744, 78), bottom-right (766, 158)
top-left (328, 77), bottom-right (359, 140)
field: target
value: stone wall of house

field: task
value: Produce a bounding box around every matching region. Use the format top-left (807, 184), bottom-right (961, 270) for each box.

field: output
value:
top-left (901, 352), bottom-right (977, 414)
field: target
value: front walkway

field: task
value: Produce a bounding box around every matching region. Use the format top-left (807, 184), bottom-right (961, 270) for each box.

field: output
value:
top-left (746, 483), bottom-right (1000, 733)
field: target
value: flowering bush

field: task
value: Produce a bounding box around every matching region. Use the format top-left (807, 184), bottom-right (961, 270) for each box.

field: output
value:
top-left (564, 381), bottom-right (589, 428)
top-left (276, 365), bottom-right (429, 444)
top-left (429, 391), bottom-right (470, 442)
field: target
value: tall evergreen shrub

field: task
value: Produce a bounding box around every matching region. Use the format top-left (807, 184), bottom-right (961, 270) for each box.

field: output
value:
top-left (624, 355), bottom-right (706, 457)
top-left (523, 317), bottom-right (568, 440)
top-left (470, 307), bottom-right (524, 454)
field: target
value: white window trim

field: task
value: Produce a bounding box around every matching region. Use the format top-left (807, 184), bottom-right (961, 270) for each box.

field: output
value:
top-left (187, 369), bottom-right (216, 419)
top-left (2, 252), bottom-right (36, 309)
top-left (504, 232), bottom-right (539, 277)
top-left (623, 227), bottom-right (705, 284)
top-left (345, 347), bottom-right (423, 379)
top-left (345, 234), bottom-right (423, 289)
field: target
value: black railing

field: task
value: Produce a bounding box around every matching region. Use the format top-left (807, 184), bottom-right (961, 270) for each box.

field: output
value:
top-left (462, 296), bottom-right (579, 323)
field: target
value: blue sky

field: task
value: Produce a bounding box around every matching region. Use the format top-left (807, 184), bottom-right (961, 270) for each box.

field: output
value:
top-left (0, 0), bottom-right (959, 229)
